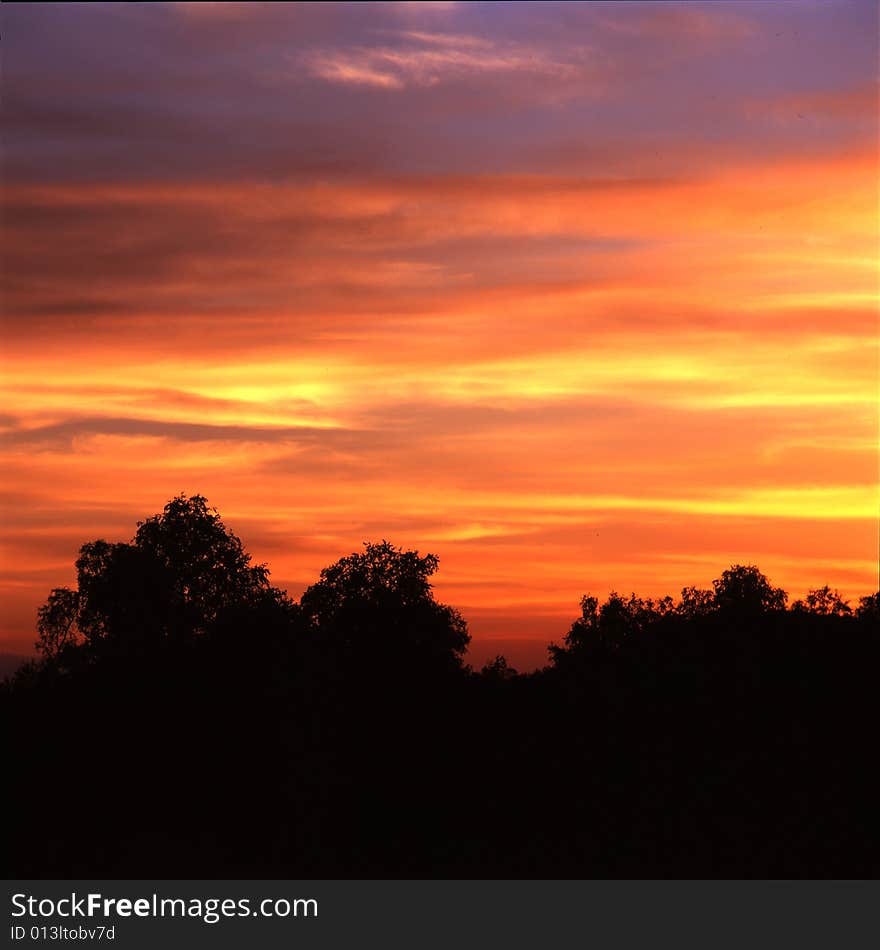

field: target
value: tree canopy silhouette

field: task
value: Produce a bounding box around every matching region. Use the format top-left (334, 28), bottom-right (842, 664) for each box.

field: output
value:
top-left (792, 584), bottom-right (852, 616)
top-left (36, 494), bottom-right (291, 659)
top-left (712, 563), bottom-right (787, 616)
top-left (551, 564), bottom-right (795, 665)
top-left (299, 539), bottom-right (470, 674)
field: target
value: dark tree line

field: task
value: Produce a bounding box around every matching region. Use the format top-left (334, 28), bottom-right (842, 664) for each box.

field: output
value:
top-left (31, 495), bottom-right (467, 678)
top-left (4, 495), bottom-right (878, 878)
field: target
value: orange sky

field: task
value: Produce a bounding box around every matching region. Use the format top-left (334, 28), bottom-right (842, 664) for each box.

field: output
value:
top-left (2, 2), bottom-right (878, 667)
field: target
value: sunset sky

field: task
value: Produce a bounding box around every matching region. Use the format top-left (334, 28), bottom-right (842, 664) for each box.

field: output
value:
top-left (2, 1), bottom-right (878, 668)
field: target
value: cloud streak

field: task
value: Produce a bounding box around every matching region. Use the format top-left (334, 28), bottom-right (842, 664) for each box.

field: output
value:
top-left (301, 29), bottom-right (588, 89)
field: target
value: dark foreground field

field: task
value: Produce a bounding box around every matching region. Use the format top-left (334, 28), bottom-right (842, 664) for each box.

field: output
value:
top-left (4, 496), bottom-right (878, 878)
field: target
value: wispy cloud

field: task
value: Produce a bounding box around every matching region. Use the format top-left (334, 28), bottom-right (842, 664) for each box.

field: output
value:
top-left (302, 30), bottom-right (586, 89)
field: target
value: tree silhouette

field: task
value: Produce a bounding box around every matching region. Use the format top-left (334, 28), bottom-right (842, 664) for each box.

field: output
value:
top-left (856, 591), bottom-right (879, 620)
top-left (678, 585), bottom-right (714, 618)
top-left (479, 654), bottom-right (518, 680)
top-left (711, 564), bottom-right (787, 615)
top-left (35, 587), bottom-right (81, 659)
top-left (74, 540), bottom-right (176, 650)
top-left (550, 564), bottom-right (792, 665)
top-left (299, 539), bottom-right (470, 674)
top-left (792, 585), bottom-right (852, 616)
top-left (551, 589), bottom-right (680, 660)
top-left (134, 494), bottom-right (282, 635)
top-left (35, 494), bottom-right (290, 658)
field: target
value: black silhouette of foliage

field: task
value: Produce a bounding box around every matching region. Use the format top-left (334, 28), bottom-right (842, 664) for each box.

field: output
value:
top-left (856, 591), bottom-right (879, 620)
top-left (479, 654), bottom-right (518, 680)
top-left (134, 494), bottom-right (278, 632)
top-left (550, 590), bottom-right (678, 661)
top-left (712, 563), bottom-right (787, 615)
top-left (551, 565), bottom-right (793, 666)
top-left (5, 496), bottom-right (879, 879)
top-left (678, 585), bottom-right (714, 618)
top-left (792, 585), bottom-right (852, 616)
top-left (35, 587), bottom-right (81, 659)
top-left (35, 494), bottom-right (290, 658)
top-left (300, 539), bottom-right (470, 673)
top-left (74, 540), bottom-right (174, 649)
